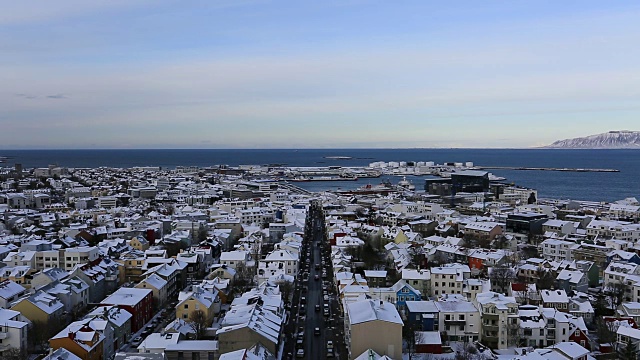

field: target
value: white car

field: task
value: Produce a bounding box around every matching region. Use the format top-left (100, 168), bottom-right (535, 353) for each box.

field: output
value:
top-left (296, 349), bottom-right (305, 358)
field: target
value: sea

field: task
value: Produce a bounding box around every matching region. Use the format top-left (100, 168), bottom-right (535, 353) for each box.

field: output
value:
top-left (0, 149), bottom-right (638, 202)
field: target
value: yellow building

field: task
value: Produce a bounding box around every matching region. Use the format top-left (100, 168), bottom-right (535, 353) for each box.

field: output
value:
top-left (50, 322), bottom-right (104, 360)
top-left (129, 237), bottom-right (150, 251)
top-left (345, 299), bottom-right (403, 360)
top-left (176, 287), bottom-right (219, 324)
top-left (10, 291), bottom-right (64, 323)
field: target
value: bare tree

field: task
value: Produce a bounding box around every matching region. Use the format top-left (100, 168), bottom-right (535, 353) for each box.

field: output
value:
top-left (188, 309), bottom-right (208, 340)
top-left (197, 223), bottom-right (209, 242)
top-left (507, 321), bottom-right (522, 348)
top-left (2, 348), bottom-right (28, 360)
top-left (535, 267), bottom-right (555, 290)
top-left (489, 266), bottom-right (516, 294)
top-left (29, 318), bottom-right (65, 352)
top-left (279, 280), bottom-right (294, 304)
top-left (605, 281), bottom-right (626, 308)
top-left (403, 323), bottom-right (421, 360)
top-left (455, 342), bottom-right (480, 360)
top-left (595, 317), bottom-right (619, 345)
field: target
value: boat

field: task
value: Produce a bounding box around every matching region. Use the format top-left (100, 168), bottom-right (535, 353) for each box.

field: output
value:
top-left (488, 173), bottom-right (506, 181)
top-left (324, 156), bottom-right (352, 160)
top-left (334, 181), bottom-right (394, 195)
top-left (290, 176), bottom-right (358, 182)
top-left (397, 176), bottom-right (416, 191)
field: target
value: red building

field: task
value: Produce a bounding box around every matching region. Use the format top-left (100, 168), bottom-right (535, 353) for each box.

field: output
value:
top-left (100, 288), bottom-right (153, 332)
top-left (468, 256), bottom-right (484, 271)
top-left (415, 331), bottom-right (442, 354)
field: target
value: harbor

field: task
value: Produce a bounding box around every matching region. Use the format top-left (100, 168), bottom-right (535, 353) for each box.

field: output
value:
top-left (477, 166), bottom-right (620, 173)
top-left (234, 160), bottom-right (620, 183)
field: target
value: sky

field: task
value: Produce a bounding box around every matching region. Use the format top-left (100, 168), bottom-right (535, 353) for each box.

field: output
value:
top-left (1, 1), bottom-right (640, 149)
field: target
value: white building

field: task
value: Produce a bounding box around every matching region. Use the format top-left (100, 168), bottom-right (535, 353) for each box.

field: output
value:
top-left (430, 264), bottom-right (471, 297)
top-left (0, 308), bottom-right (29, 356)
top-left (257, 249), bottom-right (299, 284)
top-left (475, 292), bottom-right (519, 350)
top-left (540, 239), bottom-right (575, 262)
top-left (434, 299), bottom-right (480, 343)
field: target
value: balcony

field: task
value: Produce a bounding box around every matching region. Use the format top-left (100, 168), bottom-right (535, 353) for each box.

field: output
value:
top-left (445, 319), bottom-right (466, 325)
top-left (483, 324), bottom-right (499, 332)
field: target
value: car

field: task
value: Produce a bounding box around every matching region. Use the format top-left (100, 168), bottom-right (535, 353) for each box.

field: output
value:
top-left (301, 296), bottom-right (307, 304)
top-left (315, 263), bottom-right (320, 270)
top-left (296, 349), bottom-right (305, 358)
top-left (315, 304), bottom-right (320, 312)
top-left (314, 327), bottom-right (321, 335)
top-left (326, 348), bottom-right (335, 358)
top-left (327, 340), bottom-right (334, 350)
top-left (314, 274), bottom-right (319, 280)
top-left (131, 336), bottom-right (143, 346)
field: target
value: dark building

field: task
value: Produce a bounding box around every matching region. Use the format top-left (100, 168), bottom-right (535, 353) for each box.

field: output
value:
top-left (451, 171), bottom-right (490, 194)
top-left (425, 178), bottom-right (452, 196)
top-left (506, 212), bottom-right (548, 235)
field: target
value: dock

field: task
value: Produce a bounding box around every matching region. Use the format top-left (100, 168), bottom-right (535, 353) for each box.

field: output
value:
top-left (476, 166), bottom-right (619, 173)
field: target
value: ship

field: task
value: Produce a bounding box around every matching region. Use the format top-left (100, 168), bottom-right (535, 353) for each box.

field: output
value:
top-left (397, 176), bottom-right (416, 190)
top-left (334, 181), bottom-right (394, 195)
top-left (290, 175), bottom-right (358, 182)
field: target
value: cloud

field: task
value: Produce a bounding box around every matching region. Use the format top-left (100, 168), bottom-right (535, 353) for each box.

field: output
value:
top-left (14, 93), bottom-right (37, 99)
top-left (46, 94), bottom-right (67, 99)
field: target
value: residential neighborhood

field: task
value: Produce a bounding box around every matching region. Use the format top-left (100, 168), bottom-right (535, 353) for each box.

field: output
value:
top-left (1, 162), bottom-right (640, 360)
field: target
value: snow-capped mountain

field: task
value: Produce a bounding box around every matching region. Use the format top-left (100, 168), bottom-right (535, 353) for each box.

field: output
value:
top-left (545, 131), bottom-right (640, 149)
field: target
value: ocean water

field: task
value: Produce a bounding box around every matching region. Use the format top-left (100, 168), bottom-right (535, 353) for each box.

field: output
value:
top-left (1, 149), bottom-right (638, 202)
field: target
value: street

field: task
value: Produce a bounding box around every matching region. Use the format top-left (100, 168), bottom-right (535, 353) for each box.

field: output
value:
top-left (284, 201), bottom-right (347, 360)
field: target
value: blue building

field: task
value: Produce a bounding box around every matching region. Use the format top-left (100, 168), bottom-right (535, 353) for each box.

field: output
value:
top-left (405, 300), bottom-right (439, 330)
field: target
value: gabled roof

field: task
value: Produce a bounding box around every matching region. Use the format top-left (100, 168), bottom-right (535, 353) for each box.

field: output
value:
top-left (347, 299), bottom-right (403, 326)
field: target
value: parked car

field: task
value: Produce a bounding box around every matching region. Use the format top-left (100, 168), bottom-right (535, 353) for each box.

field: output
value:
top-left (296, 349), bottom-right (305, 358)
top-left (131, 336), bottom-right (143, 347)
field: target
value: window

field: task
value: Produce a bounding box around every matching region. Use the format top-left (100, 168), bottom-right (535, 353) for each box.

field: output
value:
top-left (459, 315), bottom-right (465, 320)
top-left (184, 304), bottom-right (189, 309)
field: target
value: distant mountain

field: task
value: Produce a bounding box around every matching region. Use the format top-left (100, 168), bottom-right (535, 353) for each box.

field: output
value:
top-left (545, 130), bottom-right (640, 149)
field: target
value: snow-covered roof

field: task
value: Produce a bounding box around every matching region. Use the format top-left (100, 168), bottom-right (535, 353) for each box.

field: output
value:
top-left (101, 287), bottom-right (151, 306)
top-left (0, 279), bottom-right (26, 299)
top-left (347, 299), bottom-right (403, 326)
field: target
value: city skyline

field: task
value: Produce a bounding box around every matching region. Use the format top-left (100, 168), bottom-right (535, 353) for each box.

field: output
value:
top-left (2, 1), bottom-right (640, 149)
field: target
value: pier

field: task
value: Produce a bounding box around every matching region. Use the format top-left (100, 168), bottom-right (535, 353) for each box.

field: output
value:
top-left (476, 166), bottom-right (619, 173)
